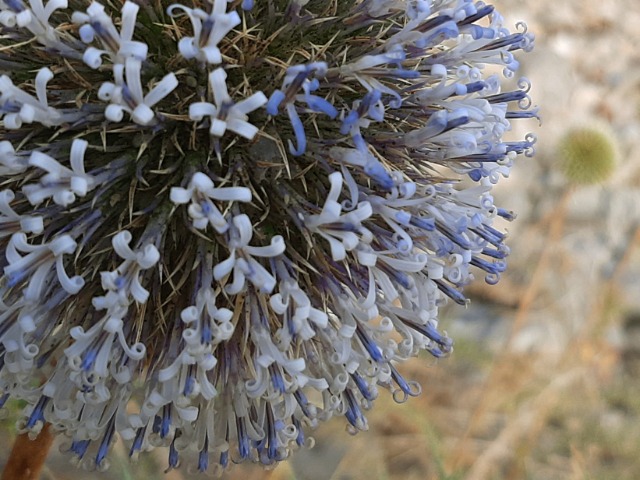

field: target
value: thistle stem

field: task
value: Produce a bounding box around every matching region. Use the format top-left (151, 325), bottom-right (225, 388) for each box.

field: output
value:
top-left (2, 423), bottom-right (54, 480)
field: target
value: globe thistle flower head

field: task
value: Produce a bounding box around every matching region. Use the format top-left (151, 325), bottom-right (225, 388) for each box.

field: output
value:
top-left (0, 0), bottom-right (536, 473)
top-left (558, 125), bottom-right (618, 185)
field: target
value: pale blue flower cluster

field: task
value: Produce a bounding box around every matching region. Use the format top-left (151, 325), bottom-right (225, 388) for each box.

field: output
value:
top-left (0, 0), bottom-right (536, 473)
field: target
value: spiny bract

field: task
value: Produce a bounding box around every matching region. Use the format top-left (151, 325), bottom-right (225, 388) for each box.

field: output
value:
top-left (0, 0), bottom-right (536, 473)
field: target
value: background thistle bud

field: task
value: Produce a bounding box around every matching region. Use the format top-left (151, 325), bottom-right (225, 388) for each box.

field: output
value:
top-left (0, 0), bottom-right (536, 473)
top-left (558, 125), bottom-right (618, 185)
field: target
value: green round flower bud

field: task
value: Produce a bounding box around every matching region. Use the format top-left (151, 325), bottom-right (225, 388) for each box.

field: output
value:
top-left (558, 126), bottom-right (618, 185)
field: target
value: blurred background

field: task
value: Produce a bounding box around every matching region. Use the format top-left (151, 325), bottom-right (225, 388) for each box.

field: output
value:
top-left (3, 1), bottom-right (640, 478)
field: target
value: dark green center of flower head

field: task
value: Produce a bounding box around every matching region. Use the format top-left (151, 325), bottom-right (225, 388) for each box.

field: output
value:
top-left (0, 0), bottom-right (537, 472)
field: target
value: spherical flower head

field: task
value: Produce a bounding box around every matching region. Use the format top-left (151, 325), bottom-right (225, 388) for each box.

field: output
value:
top-left (0, 0), bottom-right (537, 473)
top-left (558, 125), bottom-right (618, 185)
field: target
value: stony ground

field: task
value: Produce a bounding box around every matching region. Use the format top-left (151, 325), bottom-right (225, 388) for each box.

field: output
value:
top-left (2, 1), bottom-right (640, 479)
